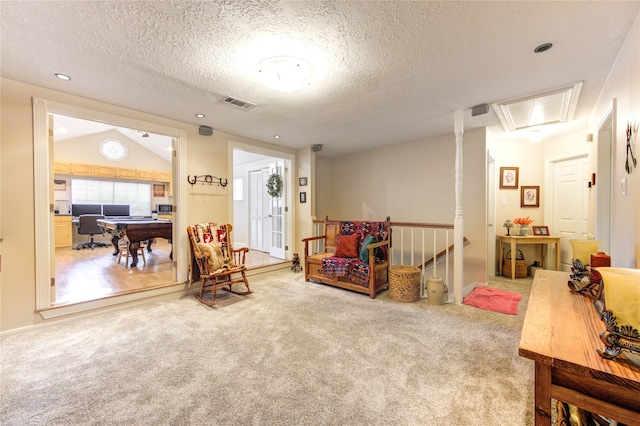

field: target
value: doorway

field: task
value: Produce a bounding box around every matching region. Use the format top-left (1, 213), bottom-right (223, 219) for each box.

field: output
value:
top-left (51, 113), bottom-right (176, 305)
top-left (231, 146), bottom-right (293, 267)
top-left (33, 98), bottom-right (188, 313)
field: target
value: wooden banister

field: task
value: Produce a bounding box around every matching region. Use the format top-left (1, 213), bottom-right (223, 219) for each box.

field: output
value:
top-left (418, 237), bottom-right (470, 270)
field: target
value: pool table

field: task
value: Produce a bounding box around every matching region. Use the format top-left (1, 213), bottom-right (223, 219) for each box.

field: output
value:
top-left (97, 218), bottom-right (172, 267)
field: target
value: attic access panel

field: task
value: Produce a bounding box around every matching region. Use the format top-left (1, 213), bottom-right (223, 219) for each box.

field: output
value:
top-left (493, 82), bottom-right (583, 132)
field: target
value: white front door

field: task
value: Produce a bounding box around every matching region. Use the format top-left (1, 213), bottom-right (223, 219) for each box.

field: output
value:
top-left (249, 168), bottom-right (271, 252)
top-left (552, 155), bottom-right (590, 270)
top-left (269, 161), bottom-right (285, 259)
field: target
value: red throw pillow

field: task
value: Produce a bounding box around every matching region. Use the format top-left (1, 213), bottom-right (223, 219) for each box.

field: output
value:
top-left (334, 233), bottom-right (360, 258)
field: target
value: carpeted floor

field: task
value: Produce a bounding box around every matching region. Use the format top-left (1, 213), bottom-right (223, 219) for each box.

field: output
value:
top-left (1, 271), bottom-right (535, 425)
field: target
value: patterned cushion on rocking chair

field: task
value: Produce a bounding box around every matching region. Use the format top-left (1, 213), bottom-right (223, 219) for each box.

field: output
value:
top-left (197, 242), bottom-right (225, 273)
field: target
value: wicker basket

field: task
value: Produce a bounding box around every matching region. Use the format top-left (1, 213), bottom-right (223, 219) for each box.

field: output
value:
top-left (503, 249), bottom-right (528, 278)
top-left (388, 265), bottom-right (421, 302)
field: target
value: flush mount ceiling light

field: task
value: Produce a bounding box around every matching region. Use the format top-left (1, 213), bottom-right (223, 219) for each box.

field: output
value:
top-left (257, 56), bottom-right (314, 92)
top-left (492, 82), bottom-right (583, 132)
top-left (195, 113), bottom-right (205, 118)
top-left (54, 73), bottom-right (71, 81)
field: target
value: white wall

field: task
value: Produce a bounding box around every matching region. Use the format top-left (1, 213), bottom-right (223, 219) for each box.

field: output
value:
top-left (316, 128), bottom-right (488, 287)
top-left (588, 11), bottom-right (640, 268)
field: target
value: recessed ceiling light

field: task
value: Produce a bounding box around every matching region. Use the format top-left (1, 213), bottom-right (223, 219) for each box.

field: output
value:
top-left (534, 43), bottom-right (553, 53)
top-left (257, 56), bottom-right (314, 92)
top-left (54, 73), bottom-right (71, 81)
top-left (195, 113), bottom-right (205, 118)
top-left (274, 135), bottom-right (281, 139)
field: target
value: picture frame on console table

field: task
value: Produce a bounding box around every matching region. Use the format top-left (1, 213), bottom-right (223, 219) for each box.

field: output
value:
top-left (532, 226), bottom-right (549, 236)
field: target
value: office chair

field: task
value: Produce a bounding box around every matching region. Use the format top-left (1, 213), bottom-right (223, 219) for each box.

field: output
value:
top-left (76, 214), bottom-right (109, 250)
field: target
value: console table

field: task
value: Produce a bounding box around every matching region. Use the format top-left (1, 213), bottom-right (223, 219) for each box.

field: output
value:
top-left (498, 235), bottom-right (561, 279)
top-left (519, 270), bottom-right (640, 425)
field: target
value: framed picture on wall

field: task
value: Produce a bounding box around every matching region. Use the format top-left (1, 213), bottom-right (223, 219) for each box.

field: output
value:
top-left (521, 186), bottom-right (540, 207)
top-left (499, 167), bottom-right (519, 189)
top-left (53, 179), bottom-right (66, 191)
top-left (153, 184), bottom-right (165, 197)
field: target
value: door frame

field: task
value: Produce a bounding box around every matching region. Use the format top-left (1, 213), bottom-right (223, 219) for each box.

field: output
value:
top-left (32, 98), bottom-right (188, 316)
top-left (229, 141), bottom-right (295, 262)
top-left (596, 101), bottom-right (614, 255)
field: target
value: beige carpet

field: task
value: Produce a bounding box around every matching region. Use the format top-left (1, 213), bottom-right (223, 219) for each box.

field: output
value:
top-left (1, 271), bottom-right (535, 425)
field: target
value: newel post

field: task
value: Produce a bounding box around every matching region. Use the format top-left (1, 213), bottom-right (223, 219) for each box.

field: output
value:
top-left (453, 109), bottom-right (464, 304)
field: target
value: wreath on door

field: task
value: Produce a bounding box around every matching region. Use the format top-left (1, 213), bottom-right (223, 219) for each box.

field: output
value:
top-left (266, 173), bottom-right (283, 198)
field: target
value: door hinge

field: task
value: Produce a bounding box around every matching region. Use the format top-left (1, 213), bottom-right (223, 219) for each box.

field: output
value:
top-left (50, 204), bottom-right (54, 213)
top-left (285, 245), bottom-right (288, 251)
top-left (172, 205), bottom-right (177, 213)
top-left (173, 261), bottom-right (177, 268)
top-left (285, 206), bottom-right (288, 212)
top-left (51, 277), bottom-right (55, 287)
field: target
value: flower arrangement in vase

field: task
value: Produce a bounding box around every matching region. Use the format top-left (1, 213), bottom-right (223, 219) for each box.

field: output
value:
top-left (514, 216), bottom-right (534, 236)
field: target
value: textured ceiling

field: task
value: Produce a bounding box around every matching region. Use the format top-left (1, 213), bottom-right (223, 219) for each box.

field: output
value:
top-left (2, 1), bottom-right (639, 157)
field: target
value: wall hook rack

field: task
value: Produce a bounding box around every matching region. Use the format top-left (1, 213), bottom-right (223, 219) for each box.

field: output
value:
top-left (187, 174), bottom-right (228, 187)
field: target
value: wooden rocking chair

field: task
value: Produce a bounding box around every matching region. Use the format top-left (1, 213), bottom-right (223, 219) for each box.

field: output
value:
top-left (187, 223), bottom-right (252, 306)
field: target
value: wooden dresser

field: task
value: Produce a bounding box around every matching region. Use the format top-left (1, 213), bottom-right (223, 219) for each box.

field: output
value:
top-left (519, 270), bottom-right (640, 425)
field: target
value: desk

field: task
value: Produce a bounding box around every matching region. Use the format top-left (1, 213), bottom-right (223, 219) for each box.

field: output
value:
top-left (97, 219), bottom-right (172, 267)
top-left (498, 235), bottom-right (561, 279)
top-left (519, 270), bottom-right (640, 425)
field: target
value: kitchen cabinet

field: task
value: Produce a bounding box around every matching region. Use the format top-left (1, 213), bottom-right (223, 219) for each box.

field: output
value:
top-left (53, 162), bottom-right (71, 174)
top-left (153, 171), bottom-right (171, 182)
top-left (54, 215), bottom-right (72, 248)
top-left (117, 168), bottom-right (136, 179)
top-left (136, 169), bottom-right (154, 181)
top-left (94, 165), bottom-right (117, 178)
top-left (70, 163), bottom-right (95, 176)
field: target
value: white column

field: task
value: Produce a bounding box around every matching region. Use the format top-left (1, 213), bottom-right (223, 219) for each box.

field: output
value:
top-left (453, 109), bottom-right (464, 304)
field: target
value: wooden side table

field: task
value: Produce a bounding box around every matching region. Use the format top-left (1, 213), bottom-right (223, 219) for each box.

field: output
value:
top-left (498, 235), bottom-right (561, 279)
top-left (519, 270), bottom-right (640, 425)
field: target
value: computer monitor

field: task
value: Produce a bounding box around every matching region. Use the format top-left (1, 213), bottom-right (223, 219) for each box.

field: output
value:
top-left (102, 204), bottom-right (130, 217)
top-left (71, 204), bottom-right (102, 217)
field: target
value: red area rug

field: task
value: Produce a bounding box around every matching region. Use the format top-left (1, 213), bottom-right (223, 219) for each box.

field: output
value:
top-left (463, 286), bottom-right (523, 315)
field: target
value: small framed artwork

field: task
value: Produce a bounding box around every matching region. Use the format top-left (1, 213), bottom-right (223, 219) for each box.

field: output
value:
top-left (533, 226), bottom-right (549, 236)
top-left (53, 179), bottom-right (66, 191)
top-left (300, 192), bottom-right (307, 203)
top-left (521, 186), bottom-right (540, 207)
top-left (299, 177), bottom-right (308, 186)
top-left (499, 167), bottom-right (519, 189)
top-left (153, 184), bottom-right (165, 197)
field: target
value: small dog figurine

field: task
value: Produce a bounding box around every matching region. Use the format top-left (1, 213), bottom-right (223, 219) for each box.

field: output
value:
top-left (291, 253), bottom-right (302, 273)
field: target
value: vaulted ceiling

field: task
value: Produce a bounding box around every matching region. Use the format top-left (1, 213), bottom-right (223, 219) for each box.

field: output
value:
top-left (2, 1), bottom-right (639, 157)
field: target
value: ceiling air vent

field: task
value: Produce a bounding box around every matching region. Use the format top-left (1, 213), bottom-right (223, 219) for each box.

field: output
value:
top-left (222, 96), bottom-right (257, 111)
top-left (492, 82), bottom-right (583, 132)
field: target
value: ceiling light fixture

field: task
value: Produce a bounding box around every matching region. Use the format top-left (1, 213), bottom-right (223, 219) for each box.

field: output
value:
top-left (274, 135), bottom-right (281, 139)
top-left (195, 113), bottom-right (205, 118)
top-left (534, 43), bottom-right (553, 53)
top-left (529, 129), bottom-right (542, 143)
top-left (257, 56), bottom-right (314, 92)
top-left (54, 73), bottom-right (71, 81)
